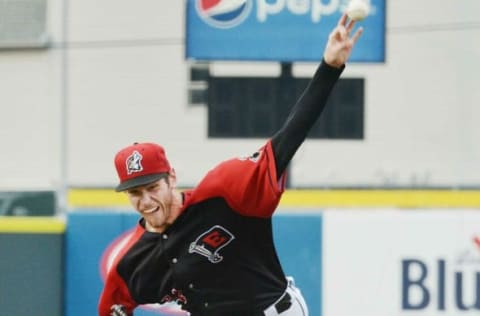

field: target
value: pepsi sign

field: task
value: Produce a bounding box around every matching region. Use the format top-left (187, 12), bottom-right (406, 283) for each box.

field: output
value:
top-left (186, 0), bottom-right (386, 62)
top-left (195, 0), bottom-right (253, 29)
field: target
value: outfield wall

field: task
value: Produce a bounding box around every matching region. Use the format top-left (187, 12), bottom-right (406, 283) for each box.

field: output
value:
top-left (322, 209), bottom-right (480, 316)
top-left (2, 210), bottom-right (477, 315)
top-left (0, 217), bottom-right (65, 316)
top-left (63, 209), bottom-right (480, 316)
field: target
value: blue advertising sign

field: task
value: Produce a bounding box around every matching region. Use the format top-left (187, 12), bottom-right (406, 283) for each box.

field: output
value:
top-left (186, 0), bottom-right (386, 62)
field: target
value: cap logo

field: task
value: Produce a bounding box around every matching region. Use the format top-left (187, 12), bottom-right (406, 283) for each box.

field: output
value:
top-left (126, 150), bottom-right (143, 175)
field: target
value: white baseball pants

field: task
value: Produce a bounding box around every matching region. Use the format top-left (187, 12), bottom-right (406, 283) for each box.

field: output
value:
top-left (263, 277), bottom-right (309, 316)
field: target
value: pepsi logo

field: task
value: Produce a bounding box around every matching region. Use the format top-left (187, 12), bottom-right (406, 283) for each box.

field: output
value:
top-left (195, 0), bottom-right (253, 29)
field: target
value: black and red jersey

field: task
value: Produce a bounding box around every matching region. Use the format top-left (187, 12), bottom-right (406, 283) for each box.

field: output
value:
top-left (99, 141), bottom-right (287, 315)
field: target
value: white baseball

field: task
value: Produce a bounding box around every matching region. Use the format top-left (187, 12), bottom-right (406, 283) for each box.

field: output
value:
top-left (346, 0), bottom-right (370, 21)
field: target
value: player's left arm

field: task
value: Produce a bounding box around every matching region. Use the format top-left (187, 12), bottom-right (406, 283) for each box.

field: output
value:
top-left (109, 304), bottom-right (130, 316)
top-left (271, 13), bottom-right (363, 179)
top-left (98, 270), bottom-right (137, 316)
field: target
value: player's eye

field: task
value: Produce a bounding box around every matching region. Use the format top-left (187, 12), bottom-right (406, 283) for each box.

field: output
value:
top-left (127, 189), bottom-right (140, 196)
top-left (147, 183), bottom-right (159, 191)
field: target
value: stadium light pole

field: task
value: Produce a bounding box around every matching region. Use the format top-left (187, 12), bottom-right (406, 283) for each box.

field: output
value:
top-left (59, 0), bottom-right (70, 215)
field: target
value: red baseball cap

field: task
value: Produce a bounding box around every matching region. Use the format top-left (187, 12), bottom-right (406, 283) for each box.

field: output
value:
top-left (114, 142), bottom-right (171, 192)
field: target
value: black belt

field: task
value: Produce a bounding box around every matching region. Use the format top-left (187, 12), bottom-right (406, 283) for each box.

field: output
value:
top-left (274, 292), bottom-right (292, 314)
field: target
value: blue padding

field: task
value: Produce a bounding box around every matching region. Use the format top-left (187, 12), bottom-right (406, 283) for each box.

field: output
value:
top-left (273, 214), bottom-right (322, 316)
top-left (65, 212), bottom-right (139, 316)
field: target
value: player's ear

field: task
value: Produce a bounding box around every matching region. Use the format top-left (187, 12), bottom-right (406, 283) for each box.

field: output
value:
top-left (168, 168), bottom-right (177, 189)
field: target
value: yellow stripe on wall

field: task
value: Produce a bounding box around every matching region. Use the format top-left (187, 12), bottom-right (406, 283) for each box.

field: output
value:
top-left (280, 190), bottom-right (480, 208)
top-left (69, 189), bottom-right (129, 207)
top-left (0, 217), bottom-right (66, 233)
top-left (68, 189), bottom-right (480, 208)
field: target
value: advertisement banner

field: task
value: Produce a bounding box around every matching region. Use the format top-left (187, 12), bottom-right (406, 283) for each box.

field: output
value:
top-left (322, 209), bottom-right (480, 316)
top-left (186, 0), bottom-right (386, 62)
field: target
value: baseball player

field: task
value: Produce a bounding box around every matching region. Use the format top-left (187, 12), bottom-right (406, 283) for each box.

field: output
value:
top-left (99, 14), bottom-right (363, 316)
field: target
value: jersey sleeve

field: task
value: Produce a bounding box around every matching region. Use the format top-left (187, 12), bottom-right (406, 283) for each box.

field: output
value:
top-left (98, 269), bottom-right (137, 316)
top-left (191, 140), bottom-right (286, 218)
top-left (98, 227), bottom-right (145, 316)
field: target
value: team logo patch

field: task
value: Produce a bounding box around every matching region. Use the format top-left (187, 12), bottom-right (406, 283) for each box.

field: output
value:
top-left (126, 150), bottom-right (143, 175)
top-left (195, 0), bottom-right (252, 29)
top-left (161, 288), bottom-right (187, 305)
top-left (189, 225), bottom-right (235, 263)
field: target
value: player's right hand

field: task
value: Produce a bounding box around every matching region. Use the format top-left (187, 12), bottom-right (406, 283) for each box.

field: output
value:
top-left (323, 13), bottom-right (363, 68)
top-left (110, 304), bottom-right (129, 316)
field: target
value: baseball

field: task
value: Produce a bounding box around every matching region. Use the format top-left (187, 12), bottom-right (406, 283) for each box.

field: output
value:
top-left (346, 0), bottom-right (370, 21)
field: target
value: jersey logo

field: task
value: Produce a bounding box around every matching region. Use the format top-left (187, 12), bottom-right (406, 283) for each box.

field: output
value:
top-left (126, 150), bottom-right (143, 174)
top-left (189, 225), bottom-right (235, 263)
top-left (160, 288), bottom-right (187, 305)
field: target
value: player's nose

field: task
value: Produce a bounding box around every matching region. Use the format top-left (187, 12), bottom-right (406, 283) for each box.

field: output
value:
top-left (138, 192), bottom-right (155, 208)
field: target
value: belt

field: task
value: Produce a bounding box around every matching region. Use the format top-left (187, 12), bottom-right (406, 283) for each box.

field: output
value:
top-left (274, 292), bottom-right (292, 314)
top-left (263, 291), bottom-right (292, 315)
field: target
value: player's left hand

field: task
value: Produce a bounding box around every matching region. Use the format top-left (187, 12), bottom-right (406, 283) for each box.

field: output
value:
top-left (110, 304), bottom-right (129, 316)
top-left (323, 13), bottom-right (363, 68)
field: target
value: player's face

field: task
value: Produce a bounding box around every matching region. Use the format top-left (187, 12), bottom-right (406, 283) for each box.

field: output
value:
top-left (126, 175), bottom-right (176, 232)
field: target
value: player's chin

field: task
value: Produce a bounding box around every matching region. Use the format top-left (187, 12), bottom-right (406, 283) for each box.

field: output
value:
top-left (148, 209), bottom-right (169, 226)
